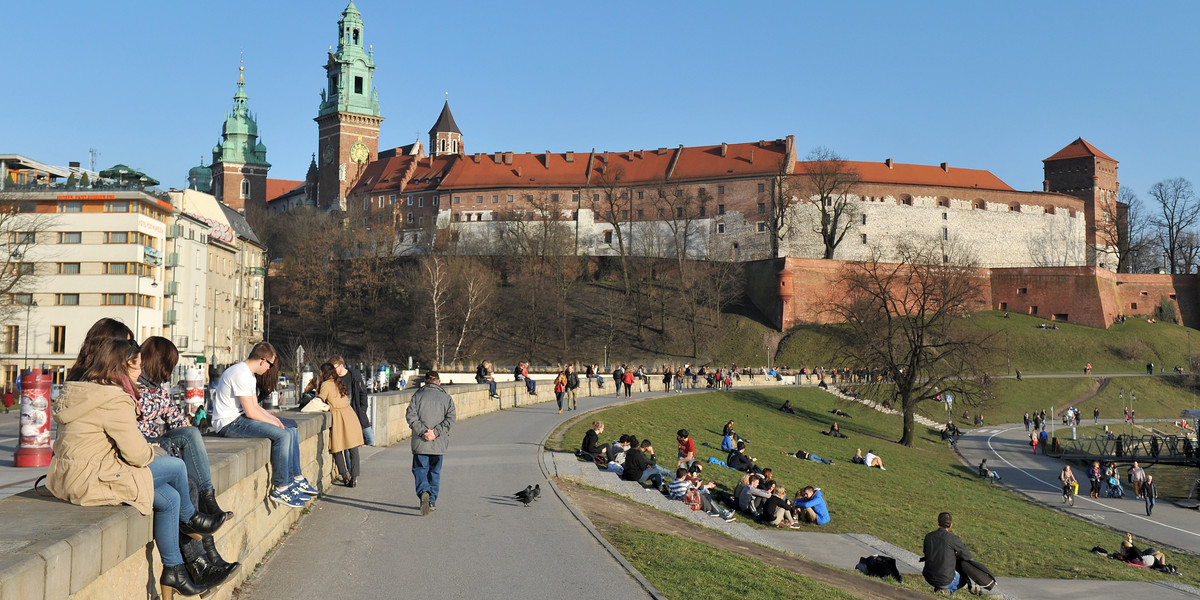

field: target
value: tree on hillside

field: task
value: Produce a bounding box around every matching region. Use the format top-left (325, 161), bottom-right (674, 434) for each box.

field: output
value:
top-left (831, 240), bottom-right (997, 447)
top-left (1096, 186), bottom-right (1154, 273)
top-left (1149, 177), bottom-right (1199, 274)
top-left (766, 158), bottom-right (801, 259)
top-left (798, 147), bottom-right (860, 260)
top-left (589, 165), bottom-right (633, 294)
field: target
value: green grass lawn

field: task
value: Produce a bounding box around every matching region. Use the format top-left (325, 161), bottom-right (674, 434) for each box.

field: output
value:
top-left (555, 388), bottom-right (1200, 587)
top-left (606, 524), bottom-right (863, 600)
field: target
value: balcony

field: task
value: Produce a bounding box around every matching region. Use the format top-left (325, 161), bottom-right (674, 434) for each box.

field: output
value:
top-left (167, 224), bottom-right (182, 239)
top-left (164, 281), bottom-right (179, 296)
top-left (165, 252), bottom-right (180, 268)
top-left (173, 335), bottom-right (189, 348)
top-left (163, 310), bottom-right (177, 326)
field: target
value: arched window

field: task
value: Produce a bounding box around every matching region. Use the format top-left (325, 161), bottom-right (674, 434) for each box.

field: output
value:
top-left (240, 179), bottom-right (250, 199)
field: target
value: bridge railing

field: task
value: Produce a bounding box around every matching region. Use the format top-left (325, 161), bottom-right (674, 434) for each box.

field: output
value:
top-left (1056, 434), bottom-right (1198, 464)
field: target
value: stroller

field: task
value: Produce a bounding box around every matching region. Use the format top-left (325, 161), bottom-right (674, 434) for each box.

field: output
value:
top-left (1106, 476), bottom-right (1126, 498)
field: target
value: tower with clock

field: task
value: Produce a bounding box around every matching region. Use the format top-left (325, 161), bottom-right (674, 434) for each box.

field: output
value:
top-left (316, 1), bottom-right (383, 211)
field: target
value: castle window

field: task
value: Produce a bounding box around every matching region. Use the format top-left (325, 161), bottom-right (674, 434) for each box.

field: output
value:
top-left (354, 76), bottom-right (363, 94)
top-left (975, 200), bottom-right (986, 210)
top-left (1009, 203), bottom-right (1020, 212)
top-left (352, 28), bottom-right (360, 44)
top-left (572, 193), bottom-right (580, 202)
top-left (493, 195), bottom-right (499, 203)
top-left (1030, 306), bottom-right (1039, 315)
top-left (451, 140), bottom-right (458, 153)
top-left (757, 222), bottom-right (766, 233)
top-left (637, 191), bottom-right (644, 200)
top-left (507, 195), bottom-right (515, 202)
top-left (716, 223), bottom-right (726, 234)
top-left (758, 183), bottom-right (765, 193)
top-left (943, 212), bottom-right (948, 220)
top-left (861, 233), bottom-right (867, 244)
top-left (1018, 288), bottom-right (1028, 295)
top-left (476, 195), bottom-right (483, 204)
top-left (718, 204), bottom-right (725, 215)
top-left (453, 196), bottom-right (460, 204)
top-left (718, 185), bottom-right (725, 195)
top-left (861, 214), bottom-right (867, 225)
top-left (699, 206), bottom-right (707, 217)
top-left (758, 203), bottom-right (765, 214)
top-left (525, 194), bottom-right (534, 202)
top-left (900, 195), bottom-right (913, 206)
top-left (1000, 302), bottom-right (1007, 311)
top-left (637, 209), bottom-right (644, 219)
top-left (418, 198), bottom-right (424, 207)
top-left (676, 207), bottom-right (684, 218)
top-left (603, 231), bottom-right (613, 243)
top-left (433, 196), bottom-right (440, 206)
top-left (241, 179), bottom-right (250, 199)
top-left (593, 193), bottom-right (600, 202)
top-left (408, 212), bottom-right (414, 223)
top-left (943, 255), bottom-right (949, 264)
top-left (552, 193), bottom-right (560, 203)
top-left (441, 140), bottom-right (447, 152)
top-left (1131, 302), bottom-right (1138, 310)
top-left (942, 228), bottom-right (948, 241)
top-left (418, 217), bottom-right (424, 226)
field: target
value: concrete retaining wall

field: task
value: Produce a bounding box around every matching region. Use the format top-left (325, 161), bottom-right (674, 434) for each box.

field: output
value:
top-left (0, 375), bottom-right (790, 600)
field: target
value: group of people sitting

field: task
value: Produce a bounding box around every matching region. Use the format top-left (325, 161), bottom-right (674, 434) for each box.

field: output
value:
top-left (731, 471), bottom-right (829, 528)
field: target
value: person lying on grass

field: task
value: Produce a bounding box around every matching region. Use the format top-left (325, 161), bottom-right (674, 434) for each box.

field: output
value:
top-left (783, 449), bottom-right (833, 465)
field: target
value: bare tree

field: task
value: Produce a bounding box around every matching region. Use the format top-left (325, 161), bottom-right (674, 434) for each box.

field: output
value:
top-left (447, 257), bottom-right (493, 363)
top-left (766, 159), bottom-right (801, 259)
top-left (831, 239), bottom-right (996, 447)
top-left (422, 256), bottom-right (448, 367)
top-left (588, 165), bottom-right (633, 294)
top-left (0, 201), bottom-right (52, 323)
top-left (798, 147), bottom-right (860, 259)
top-left (1149, 177), bottom-right (1199, 274)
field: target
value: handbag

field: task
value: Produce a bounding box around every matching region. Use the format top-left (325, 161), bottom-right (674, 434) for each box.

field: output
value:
top-left (301, 397), bottom-right (330, 413)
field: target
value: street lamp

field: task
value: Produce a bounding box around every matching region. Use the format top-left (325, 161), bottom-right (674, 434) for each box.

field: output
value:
top-left (23, 299), bottom-right (36, 370)
top-left (266, 304), bottom-right (281, 345)
top-left (134, 275), bottom-right (158, 338)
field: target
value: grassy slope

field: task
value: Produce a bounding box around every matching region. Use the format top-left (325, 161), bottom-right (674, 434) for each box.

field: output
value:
top-left (555, 388), bottom-right (1200, 586)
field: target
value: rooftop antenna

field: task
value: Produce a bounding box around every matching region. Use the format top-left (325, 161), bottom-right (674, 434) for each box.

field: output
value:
top-left (88, 148), bottom-right (100, 172)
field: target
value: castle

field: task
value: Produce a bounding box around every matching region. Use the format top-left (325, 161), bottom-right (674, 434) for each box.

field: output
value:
top-left (192, 2), bottom-right (1193, 330)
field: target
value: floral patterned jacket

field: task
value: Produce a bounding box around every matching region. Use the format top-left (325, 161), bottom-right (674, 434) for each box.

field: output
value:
top-left (135, 376), bottom-right (187, 438)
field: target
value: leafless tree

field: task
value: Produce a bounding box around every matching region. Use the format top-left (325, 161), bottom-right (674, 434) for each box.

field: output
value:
top-left (831, 239), bottom-right (997, 447)
top-left (588, 165), bottom-right (633, 294)
top-left (797, 147), bottom-right (860, 260)
top-left (1149, 177), bottom-right (1199, 274)
top-left (766, 159), bottom-right (801, 259)
top-left (422, 256), bottom-right (448, 367)
top-left (0, 201), bottom-right (52, 323)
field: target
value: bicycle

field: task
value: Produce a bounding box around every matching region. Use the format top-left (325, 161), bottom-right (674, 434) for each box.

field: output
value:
top-left (1062, 482), bottom-right (1076, 506)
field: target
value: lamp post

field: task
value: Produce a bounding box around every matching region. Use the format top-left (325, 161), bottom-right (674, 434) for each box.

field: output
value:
top-left (266, 304), bottom-right (281, 345)
top-left (134, 275), bottom-right (158, 338)
top-left (23, 299), bottom-right (36, 370)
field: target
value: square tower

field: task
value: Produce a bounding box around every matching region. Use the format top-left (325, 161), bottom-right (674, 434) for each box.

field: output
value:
top-left (1043, 138), bottom-right (1120, 270)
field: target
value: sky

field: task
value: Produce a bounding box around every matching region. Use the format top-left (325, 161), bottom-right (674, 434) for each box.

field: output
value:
top-left (4, 1), bottom-right (1199, 200)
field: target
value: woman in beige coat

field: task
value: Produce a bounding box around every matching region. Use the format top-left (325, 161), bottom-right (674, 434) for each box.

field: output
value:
top-left (317, 362), bottom-right (365, 487)
top-left (47, 338), bottom-right (225, 598)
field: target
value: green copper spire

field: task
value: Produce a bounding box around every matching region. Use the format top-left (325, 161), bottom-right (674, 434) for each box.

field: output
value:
top-left (318, 1), bottom-right (380, 118)
top-left (213, 64), bottom-right (270, 168)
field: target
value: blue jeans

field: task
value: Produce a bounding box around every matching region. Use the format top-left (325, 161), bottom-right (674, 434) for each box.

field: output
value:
top-left (219, 415), bottom-right (301, 487)
top-left (477, 380), bottom-right (497, 396)
top-left (638, 464), bottom-right (671, 488)
top-left (362, 425), bottom-right (375, 446)
top-left (525, 379), bottom-right (537, 394)
top-left (148, 426), bottom-right (212, 491)
top-left (1146, 495), bottom-right (1156, 515)
top-left (412, 454), bottom-right (444, 502)
top-left (150, 456), bottom-right (194, 567)
top-left (555, 391), bottom-right (565, 410)
top-left (938, 571), bottom-right (962, 594)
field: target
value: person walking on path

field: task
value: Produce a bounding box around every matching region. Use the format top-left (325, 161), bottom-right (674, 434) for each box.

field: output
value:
top-left (566, 364), bottom-right (580, 411)
top-left (1144, 475), bottom-right (1159, 516)
top-left (921, 512), bottom-right (979, 595)
top-left (1129, 462), bottom-right (1147, 499)
top-left (407, 371), bottom-right (457, 516)
top-left (1094, 407), bottom-right (1099, 424)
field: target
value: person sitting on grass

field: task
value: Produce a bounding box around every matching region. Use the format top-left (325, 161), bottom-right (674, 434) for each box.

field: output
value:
top-left (978, 459), bottom-right (1001, 481)
top-left (824, 422), bottom-right (849, 438)
top-left (581, 421), bottom-right (610, 462)
top-left (669, 467), bottom-right (737, 522)
top-left (737, 474), bottom-right (773, 516)
top-left (793, 486), bottom-right (830, 525)
top-left (621, 439), bottom-right (671, 490)
top-left (863, 449), bottom-right (885, 470)
top-left (727, 441), bottom-right (761, 473)
top-left (779, 400), bottom-right (796, 414)
top-left (784, 449), bottom-right (834, 465)
top-left (761, 485), bottom-right (801, 528)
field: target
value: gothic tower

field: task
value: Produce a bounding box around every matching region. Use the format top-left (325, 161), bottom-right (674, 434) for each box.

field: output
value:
top-left (210, 64), bottom-right (270, 211)
top-left (429, 100), bottom-right (463, 157)
top-left (1043, 138), bottom-right (1120, 270)
top-left (316, 1), bottom-right (383, 211)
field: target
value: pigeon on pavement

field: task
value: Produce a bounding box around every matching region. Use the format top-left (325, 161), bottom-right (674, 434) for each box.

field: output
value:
top-left (515, 485), bottom-right (535, 506)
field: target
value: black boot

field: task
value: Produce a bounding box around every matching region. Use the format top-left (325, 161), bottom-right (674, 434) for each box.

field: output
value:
top-left (202, 534), bottom-right (241, 579)
top-left (198, 488), bottom-right (233, 521)
top-left (160, 563), bottom-right (207, 598)
top-left (180, 510), bottom-right (228, 536)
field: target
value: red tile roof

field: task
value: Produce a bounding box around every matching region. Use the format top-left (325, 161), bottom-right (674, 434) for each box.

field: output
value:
top-left (816, 161), bottom-right (1014, 191)
top-left (1043, 138), bottom-right (1115, 162)
top-left (265, 178), bottom-right (303, 202)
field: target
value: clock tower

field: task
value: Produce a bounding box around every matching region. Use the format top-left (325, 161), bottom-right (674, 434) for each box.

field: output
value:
top-left (316, 1), bottom-right (383, 211)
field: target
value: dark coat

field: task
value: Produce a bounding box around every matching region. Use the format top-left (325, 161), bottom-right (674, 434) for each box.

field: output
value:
top-left (342, 365), bottom-right (371, 428)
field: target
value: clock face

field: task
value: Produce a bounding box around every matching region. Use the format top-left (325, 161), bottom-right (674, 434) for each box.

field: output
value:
top-left (350, 142), bottom-right (370, 164)
top-left (322, 144), bottom-right (335, 165)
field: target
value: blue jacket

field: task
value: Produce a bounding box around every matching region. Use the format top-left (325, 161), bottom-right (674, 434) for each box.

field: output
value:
top-left (793, 489), bottom-right (830, 525)
top-left (720, 434), bottom-right (735, 452)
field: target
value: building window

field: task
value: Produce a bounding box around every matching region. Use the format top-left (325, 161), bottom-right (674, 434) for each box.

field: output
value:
top-left (861, 214), bottom-right (867, 225)
top-left (758, 203), bottom-right (765, 214)
top-left (12, 262), bottom-right (32, 275)
top-left (59, 201), bottom-right (83, 213)
top-left (240, 179), bottom-right (250, 199)
top-left (676, 207), bottom-right (684, 218)
top-left (51, 326), bottom-right (66, 354)
top-left (718, 185), bottom-right (725, 195)
top-left (758, 183), bottom-right (765, 193)
top-left (861, 233), bottom-right (868, 244)
top-left (757, 222), bottom-right (766, 233)
top-left (55, 293), bottom-right (79, 305)
top-left (103, 293), bottom-right (127, 305)
top-left (104, 263), bottom-right (128, 275)
top-left (354, 76), bottom-right (363, 94)
top-left (105, 232), bottom-right (130, 244)
top-left (507, 195), bottom-right (515, 203)
top-left (699, 206), bottom-right (707, 217)
top-left (1030, 305), bottom-right (1039, 315)
top-left (56, 263), bottom-right (81, 274)
top-left (942, 212), bottom-right (948, 220)
top-left (551, 193), bottom-right (560, 203)
top-left (572, 193), bottom-right (580, 202)
top-left (943, 255), bottom-right (949, 264)
top-left (11, 293), bottom-right (32, 305)
top-left (716, 223), bottom-right (726, 234)
top-left (453, 196), bottom-right (460, 204)
top-left (407, 197), bottom-right (414, 206)
top-left (999, 302), bottom-right (1007, 311)
top-left (57, 232), bottom-right (82, 244)
top-left (592, 193), bottom-right (599, 202)
top-left (636, 209), bottom-right (644, 219)
top-left (718, 204), bottom-right (725, 215)
top-left (942, 228), bottom-right (948, 241)
top-left (418, 216), bottom-right (425, 226)
top-left (407, 212), bottom-right (414, 224)
top-left (493, 195), bottom-right (499, 203)
top-left (525, 194), bottom-right (534, 202)
top-left (603, 231), bottom-right (613, 244)
top-left (4, 325), bottom-right (17, 353)
top-left (636, 191), bottom-right (644, 200)
top-left (12, 232), bottom-right (35, 244)
top-left (433, 196), bottom-right (440, 206)
top-left (476, 195), bottom-right (483, 204)
top-left (1131, 302), bottom-right (1138, 310)
top-left (106, 201), bottom-right (130, 213)
top-left (418, 198), bottom-right (424, 207)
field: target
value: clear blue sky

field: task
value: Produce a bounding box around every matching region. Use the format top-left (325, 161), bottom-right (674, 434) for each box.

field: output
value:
top-left (4, 1), bottom-right (1196, 199)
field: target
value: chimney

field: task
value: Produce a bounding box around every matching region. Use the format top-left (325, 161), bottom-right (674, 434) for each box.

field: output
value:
top-left (504, 152), bottom-right (513, 165)
top-left (885, 158), bottom-right (893, 169)
top-left (565, 151), bottom-right (574, 162)
top-left (473, 153), bottom-right (481, 164)
top-left (749, 149), bottom-right (754, 164)
top-left (515, 166), bottom-right (522, 177)
top-left (603, 152), bottom-right (609, 165)
top-left (657, 147), bottom-right (667, 155)
top-left (940, 162), bottom-right (949, 172)
top-left (721, 143), bottom-right (727, 158)
top-left (494, 152), bottom-right (502, 163)
top-left (69, 161), bottom-right (81, 168)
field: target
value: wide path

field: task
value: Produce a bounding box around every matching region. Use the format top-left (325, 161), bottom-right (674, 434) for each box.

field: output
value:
top-left (237, 388), bottom-right (659, 599)
top-left (955, 421), bottom-right (1200, 555)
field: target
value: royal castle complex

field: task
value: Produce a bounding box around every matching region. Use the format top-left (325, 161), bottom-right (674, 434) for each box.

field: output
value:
top-left (184, 2), bottom-right (1196, 331)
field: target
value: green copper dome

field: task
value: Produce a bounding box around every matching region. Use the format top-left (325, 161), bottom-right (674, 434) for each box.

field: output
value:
top-left (212, 65), bottom-right (270, 168)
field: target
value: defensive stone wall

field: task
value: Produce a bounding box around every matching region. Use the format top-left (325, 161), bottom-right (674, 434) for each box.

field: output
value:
top-left (0, 376), bottom-right (789, 600)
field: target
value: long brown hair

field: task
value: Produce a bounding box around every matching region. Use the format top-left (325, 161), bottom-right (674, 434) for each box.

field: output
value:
top-left (139, 336), bottom-right (179, 383)
top-left (83, 338), bottom-right (142, 400)
top-left (67, 318), bottom-right (133, 381)
top-left (318, 362), bottom-right (347, 397)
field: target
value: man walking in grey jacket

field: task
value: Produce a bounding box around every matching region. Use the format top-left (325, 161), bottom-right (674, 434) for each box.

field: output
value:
top-left (407, 371), bottom-right (457, 516)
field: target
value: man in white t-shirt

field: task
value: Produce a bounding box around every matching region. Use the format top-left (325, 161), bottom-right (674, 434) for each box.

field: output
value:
top-left (213, 342), bottom-right (314, 508)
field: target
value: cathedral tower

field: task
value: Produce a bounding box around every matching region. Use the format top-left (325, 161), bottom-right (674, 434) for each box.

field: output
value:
top-left (429, 100), bottom-right (463, 157)
top-left (1043, 138), bottom-right (1121, 270)
top-left (316, 1), bottom-right (383, 210)
top-left (210, 64), bottom-right (270, 211)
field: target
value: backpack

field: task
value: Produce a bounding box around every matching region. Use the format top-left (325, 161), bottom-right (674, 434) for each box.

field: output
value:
top-left (682, 489), bottom-right (702, 511)
top-left (958, 558), bottom-right (996, 591)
